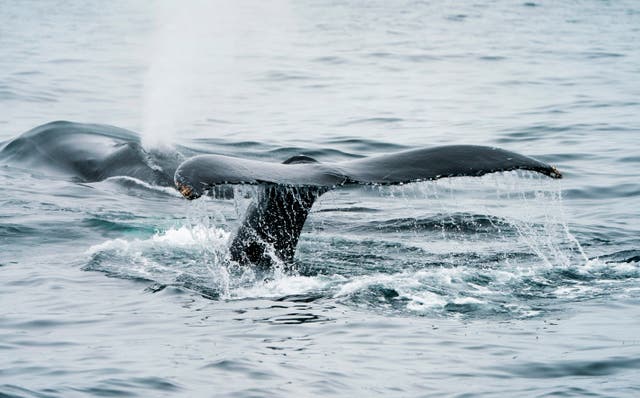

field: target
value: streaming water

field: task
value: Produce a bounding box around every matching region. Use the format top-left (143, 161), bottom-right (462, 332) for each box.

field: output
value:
top-left (1, 1), bottom-right (639, 397)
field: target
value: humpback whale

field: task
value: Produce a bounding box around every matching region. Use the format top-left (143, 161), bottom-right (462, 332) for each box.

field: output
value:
top-left (175, 146), bottom-right (562, 268)
top-left (1, 121), bottom-right (562, 269)
top-left (0, 121), bottom-right (181, 185)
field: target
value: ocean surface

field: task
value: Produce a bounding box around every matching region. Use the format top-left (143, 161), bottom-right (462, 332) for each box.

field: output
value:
top-left (1, 1), bottom-right (639, 397)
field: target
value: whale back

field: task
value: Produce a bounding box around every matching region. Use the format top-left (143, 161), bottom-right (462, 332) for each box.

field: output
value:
top-left (0, 121), bottom-right (176, 185)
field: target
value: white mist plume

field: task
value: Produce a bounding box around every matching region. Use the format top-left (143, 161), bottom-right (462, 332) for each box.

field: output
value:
top-left (141, 0), bottom-right (295, 149)
top-left (141, 1), bottom-right (235, 148)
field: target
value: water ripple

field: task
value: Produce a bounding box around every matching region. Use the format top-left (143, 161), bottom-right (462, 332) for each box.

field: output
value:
top-left (498, 356), bottom-right (640, 378)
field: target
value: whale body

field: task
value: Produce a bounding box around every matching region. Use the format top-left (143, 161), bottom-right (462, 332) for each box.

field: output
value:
top-left (1, 121), bottom-right (562, 269)
top-left (0, 121), bottom-right (180, 186)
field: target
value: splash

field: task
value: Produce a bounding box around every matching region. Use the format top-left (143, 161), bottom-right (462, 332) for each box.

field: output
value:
top-left (83, 172), bottom-right (633, 319)
top-left (185, 197), bottom-right (234, 296)
top-left (85, 214), bottom-right (232, 296)
top-left (358, 172), bottom-right (589, 269)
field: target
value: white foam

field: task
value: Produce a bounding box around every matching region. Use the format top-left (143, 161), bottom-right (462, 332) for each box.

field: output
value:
top-left (102, 176), bottom-right (181, 197)
top-left (231, 275), bottom-right (331, 300)
top-left (87, 225), bottom-right (230, 254)
top-left (334, 273), bottom-right (412, 298)
top-left (452, 296), bottom-right (485, 305)
top-left (405, 291), bottom-right (448, 311)
top-left (154, 225), bottom-right (230, 246)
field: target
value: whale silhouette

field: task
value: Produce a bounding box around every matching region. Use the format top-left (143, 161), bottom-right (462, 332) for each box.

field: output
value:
top-left (1, 121), bottom-right (562, 269)
top-left (0, 121), bottom-right (181, 186)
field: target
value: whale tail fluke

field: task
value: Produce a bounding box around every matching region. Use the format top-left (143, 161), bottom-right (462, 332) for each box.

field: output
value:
top-left (174, 145), bottom-right (561, 268)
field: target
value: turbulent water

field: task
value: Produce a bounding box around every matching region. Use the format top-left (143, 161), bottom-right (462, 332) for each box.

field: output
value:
top-left (1, 1), bottom-right (639, 397)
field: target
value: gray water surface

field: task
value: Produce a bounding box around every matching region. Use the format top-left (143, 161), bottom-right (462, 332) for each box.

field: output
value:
top-left (1, 1), bottom-right (639, 397)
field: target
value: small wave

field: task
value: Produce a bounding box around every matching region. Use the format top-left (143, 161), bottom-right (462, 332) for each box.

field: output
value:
top-left (200, 139), bottom-right (264, 148)
top-left (563, 183), bottom-right (640, 199)
top-left (315, 206), bottom-right (379, 214)
top-left (446, 14), bottom-right (468, 22)
top-left (497, 124), bottom-right (586, 144)
top-left (322, 137), bottom-right (408, 152)
top-left (68, 377), bottom-right (182, 397)
top-left (365, 51), bottom-right (393, 59)
top-left (0, 87), bottom-right (57, 103)
top-left (338, 117), bottom-right (404, 126)
top-left (403, 54), bottom-right (440, 62)
top-left (81, 217), bottom-right (156, 236)
top-left (204, 118), bottom-right (232, 124)
top-left (0, 224), bottom-right (38, 237)
top-left (478, 55), bottom-right (506, 61)
top-left (496, 356), bottom-right (640, 378)
top-left (312, 55), bottom-right (348, 65)
top-left (620, 155), bottom-right (640, 163)
top-left (0, 87), bottom-right (21, 102)
top-left (267, 147), bottom-right (361, 161)
top-left (47, 58), bottom-right (84, 64)
top-left (582, 51), bottom-right (624, 59)
top-left (11, 70), bottom-right (42, 76)
top-left (597, 250), bottom-right (640, 264)
top-left (261, 71), bottom-right (314, 81)
top-left (349, 213), bottom-right (516, 234)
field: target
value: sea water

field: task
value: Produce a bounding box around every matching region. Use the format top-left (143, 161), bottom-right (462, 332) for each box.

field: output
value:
top-left (1, 1), bottom-right (639, 396)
